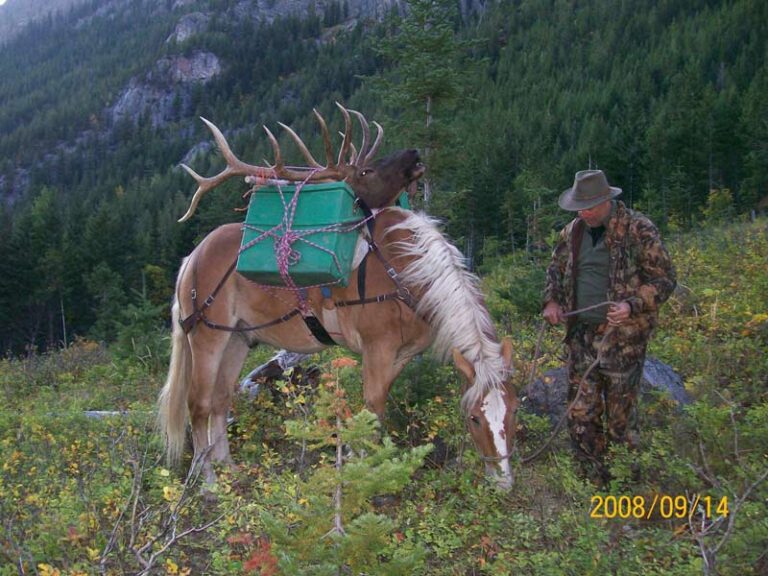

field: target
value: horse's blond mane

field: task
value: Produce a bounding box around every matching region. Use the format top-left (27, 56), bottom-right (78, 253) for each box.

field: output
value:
top-left (385, 210), bottom-right (506, 409)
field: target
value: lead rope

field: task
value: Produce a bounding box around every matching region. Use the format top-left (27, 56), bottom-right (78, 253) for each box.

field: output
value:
top-left (517, 301), bottom-right (617, 464)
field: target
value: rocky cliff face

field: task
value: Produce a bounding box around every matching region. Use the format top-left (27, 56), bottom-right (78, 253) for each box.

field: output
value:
top-left (110, 51), bottom-right (222, 127)
top-left (167, 11), bottom-right (210, 44)
top-left (107, 0), bottom-right (409, 130)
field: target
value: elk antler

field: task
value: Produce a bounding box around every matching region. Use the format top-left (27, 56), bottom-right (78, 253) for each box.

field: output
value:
top-left (262, 102), bottom-right (353, 181)
top-left (178, 118), bottom-right (276, 222)
top-left (178, 104), bottom-right (382, 222)
top-left (348, 108), bottom-right (383, 166)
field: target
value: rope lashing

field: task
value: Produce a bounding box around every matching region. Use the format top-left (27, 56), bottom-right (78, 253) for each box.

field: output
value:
top-left (518, 300), bottom-right (618, 464)
top-left (238, 174), bottom-right (375, 313)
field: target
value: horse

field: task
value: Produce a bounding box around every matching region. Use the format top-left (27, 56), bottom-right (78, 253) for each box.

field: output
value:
top-left (158, 105), bottom-right (520, 488)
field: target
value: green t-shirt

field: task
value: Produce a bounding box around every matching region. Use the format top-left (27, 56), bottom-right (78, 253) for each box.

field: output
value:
top-left (575, 225), bottom-right (610, 323)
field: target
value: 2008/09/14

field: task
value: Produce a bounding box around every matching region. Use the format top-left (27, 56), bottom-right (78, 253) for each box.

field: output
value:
top-left (590, 494), bottom-right (729, 520)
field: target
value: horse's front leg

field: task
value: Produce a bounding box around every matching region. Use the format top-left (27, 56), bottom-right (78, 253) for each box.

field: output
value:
top-left (361, 344), bottom-right (409, 419)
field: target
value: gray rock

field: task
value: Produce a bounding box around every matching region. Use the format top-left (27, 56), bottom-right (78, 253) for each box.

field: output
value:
top-left (240, 350), bottom-right (312, 398)
top-left (521, 357), bottom-right (690, 424)
top-left (159, 52), bottom-right (222, 84)
top-left (110, 51), bottom-right (221, 127)
top-left (167, 12), bottom-right (210, 44)
top-left (641, 357), bottom-right (690, 406)
top-left (172, 0), bottom-right (196, 10)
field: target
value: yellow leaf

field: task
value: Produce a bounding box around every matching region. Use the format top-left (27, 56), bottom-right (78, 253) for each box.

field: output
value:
top-left (163, 486), bottom-right (178, 502)
top-left (165, 558), bottom-right (179, 575)
top-left (37, 565), bottom-right (61, 576)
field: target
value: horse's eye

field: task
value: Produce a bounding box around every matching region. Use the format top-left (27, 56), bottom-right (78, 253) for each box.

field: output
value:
top-left (360, 168), bottom-right (373, 177)
top-left (469, 415), bottom-right (481, 426)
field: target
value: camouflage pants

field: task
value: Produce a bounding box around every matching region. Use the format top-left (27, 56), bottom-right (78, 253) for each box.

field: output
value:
top-left (566, 323), bottom-right (643, 477)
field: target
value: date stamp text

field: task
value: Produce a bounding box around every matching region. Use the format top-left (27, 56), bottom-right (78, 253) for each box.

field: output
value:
top-left (590, 494), bottom-right (729, 520)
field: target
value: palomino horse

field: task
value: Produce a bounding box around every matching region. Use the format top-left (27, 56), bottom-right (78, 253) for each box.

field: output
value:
top-left (158, 105), bottom-right (519, 488)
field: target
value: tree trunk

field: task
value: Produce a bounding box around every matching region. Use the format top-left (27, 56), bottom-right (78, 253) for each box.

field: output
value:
top-left (60, 294), bottom-right (68, 349)
top-left (423, 95), bottom-right (433, 207)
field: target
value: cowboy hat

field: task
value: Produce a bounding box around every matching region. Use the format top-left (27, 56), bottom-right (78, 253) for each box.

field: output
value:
top-left (558, 169), bottom-right (622, 211)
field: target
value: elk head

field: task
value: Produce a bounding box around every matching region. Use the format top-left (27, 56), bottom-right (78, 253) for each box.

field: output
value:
top-left (178, 103), bottom-right (425, 221)
top-left (453, 338), bottom-right (519, 490)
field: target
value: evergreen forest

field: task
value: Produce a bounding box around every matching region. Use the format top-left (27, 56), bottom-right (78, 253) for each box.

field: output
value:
top-left (0, 0), bottom-right (766, 353)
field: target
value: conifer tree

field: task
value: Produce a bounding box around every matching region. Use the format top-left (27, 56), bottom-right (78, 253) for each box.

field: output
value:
top-left (369, 0), bottom-right (478, 208)
top-left (261, 357), bottom-right (431, 575)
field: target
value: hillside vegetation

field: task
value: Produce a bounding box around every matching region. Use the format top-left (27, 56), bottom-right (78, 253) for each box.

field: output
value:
top-left (1, 2), bottom-right (766, 571)
top-left (0, 0), bottom-right (88, 44)
top-left (1, 218), bottom-right (766, 575)
top-left (0, 0), bottom-right (767, 353)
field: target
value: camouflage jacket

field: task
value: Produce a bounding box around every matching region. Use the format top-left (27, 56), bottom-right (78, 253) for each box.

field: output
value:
top-left (543, 201), bottom-right (676, 366)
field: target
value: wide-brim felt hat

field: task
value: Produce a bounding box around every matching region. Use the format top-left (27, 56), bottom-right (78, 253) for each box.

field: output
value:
top-left (558, 169), bottom-right (622, 211)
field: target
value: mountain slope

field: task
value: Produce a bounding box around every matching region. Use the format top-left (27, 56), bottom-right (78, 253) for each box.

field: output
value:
top-left (0, 0), bottom-right (409, 204)
top-left (0, 0), bottom-right (89, 44)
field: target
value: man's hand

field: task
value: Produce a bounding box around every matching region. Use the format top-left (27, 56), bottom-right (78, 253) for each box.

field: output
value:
top-left (607, 301), bottom-right (631, 326)
top-left (543, 301), bottom-right (564, 325)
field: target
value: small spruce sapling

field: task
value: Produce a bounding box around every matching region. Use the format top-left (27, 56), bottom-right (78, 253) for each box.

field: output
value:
top-left (261, 357), bottom-right (431, 575)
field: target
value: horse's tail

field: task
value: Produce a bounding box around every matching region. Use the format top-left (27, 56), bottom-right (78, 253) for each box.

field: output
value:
top-left (158, 297), bottom-right (191, 467)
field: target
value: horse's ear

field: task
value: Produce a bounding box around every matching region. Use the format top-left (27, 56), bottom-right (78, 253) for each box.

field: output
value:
top-left (452, 348), bottom-right (475, 384)
top-left (501, 337), bottom-right (513, 371)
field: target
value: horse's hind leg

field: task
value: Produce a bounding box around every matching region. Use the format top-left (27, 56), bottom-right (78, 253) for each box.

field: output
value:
top-left (189, 332), bottom-right (249, 484)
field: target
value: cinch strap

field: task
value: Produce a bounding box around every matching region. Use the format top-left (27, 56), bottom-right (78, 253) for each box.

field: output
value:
top-left (302, 315), bottom-right (337, 346)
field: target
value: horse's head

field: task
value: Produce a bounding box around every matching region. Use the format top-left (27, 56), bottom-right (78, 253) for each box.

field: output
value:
top-left (452, 338), bottom-right (519, 490)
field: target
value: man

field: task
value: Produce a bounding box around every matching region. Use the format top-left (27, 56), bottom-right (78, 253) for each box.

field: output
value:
top-left (543, 169), bottom-right (676, 482)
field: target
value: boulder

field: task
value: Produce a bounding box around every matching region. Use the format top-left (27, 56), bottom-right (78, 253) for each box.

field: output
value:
top-left (521, 357), bottom-right (690, 424)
